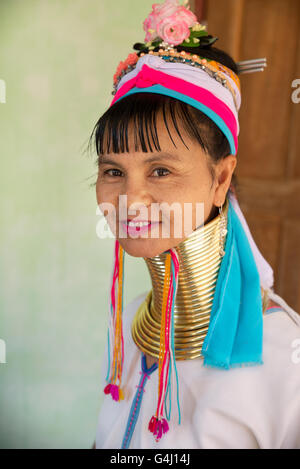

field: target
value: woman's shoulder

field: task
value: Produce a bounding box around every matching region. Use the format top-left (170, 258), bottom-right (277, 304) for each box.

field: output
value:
top-left (263, 290), bottom-right (300, 333)
top-left (262, 292), bottom-right (300, 381)
top-left (263, 307), bottom-right (300, 359)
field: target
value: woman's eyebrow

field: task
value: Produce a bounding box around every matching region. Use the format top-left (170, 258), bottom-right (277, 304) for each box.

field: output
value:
top-left (98, 152), bottom-right (182, 167)
top-left (143, 153), bottom-right (182, 163)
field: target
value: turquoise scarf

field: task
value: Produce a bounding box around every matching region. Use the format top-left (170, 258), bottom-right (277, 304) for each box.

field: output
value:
top-left (201, 198), bottom-right (264, 369)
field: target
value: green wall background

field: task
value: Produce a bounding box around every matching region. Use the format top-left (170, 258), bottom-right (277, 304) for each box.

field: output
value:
top-left (0, 0), bottom-right (154, 449)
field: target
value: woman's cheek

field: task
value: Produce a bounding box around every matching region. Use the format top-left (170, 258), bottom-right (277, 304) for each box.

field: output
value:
top-left (98, 183), bottom-right (118, 205)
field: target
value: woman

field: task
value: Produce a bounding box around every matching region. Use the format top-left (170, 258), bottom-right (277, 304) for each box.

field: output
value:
top-left (89, 0), bottom-right (300, 449)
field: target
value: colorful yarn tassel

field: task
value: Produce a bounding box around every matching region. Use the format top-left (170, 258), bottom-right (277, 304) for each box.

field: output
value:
top-left (104, 239), bottom-right (125, 402)
top-left (148, 248), bottom-right (181, 442)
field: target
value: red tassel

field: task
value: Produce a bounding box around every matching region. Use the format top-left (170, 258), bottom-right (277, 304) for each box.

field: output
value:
top-left (148, 416), bottom-right (169, 442)
top-left (104, 384), bottom-right (111, 395)
top-left (148, 416), bottom-right (157, 432)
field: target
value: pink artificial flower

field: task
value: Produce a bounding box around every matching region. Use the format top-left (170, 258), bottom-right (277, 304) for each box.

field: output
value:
top-left (143, 12), bottom-right (159, 42)
top-left (113, 72), bottom-right (119, 84)
top-left (143, 0), bottom-right (180, 42)
top-left (113, 61), bottom-right (125, 84)
top-left (175, 6), bottom-right (197, 28)
top-left (152, 0), bottom-right (180, 17)
top-left (157, 15), bottom-right (191, 46)
top-left (113, 53), bottom-right (139, 85)
top-left (143, 0), bottom-right (198, 45)
top-left (124, 52), bottom-right (138, 66)
top-left (116, 61), bottom-right (125, 75)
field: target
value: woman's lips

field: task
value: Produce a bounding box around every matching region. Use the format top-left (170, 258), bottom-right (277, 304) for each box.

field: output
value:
top-left (120, 220), bottom-right (161, 236)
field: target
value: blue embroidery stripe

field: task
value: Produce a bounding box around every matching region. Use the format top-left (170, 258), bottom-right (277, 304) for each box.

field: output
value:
top-left (121, 354), bottom-right (158, 449)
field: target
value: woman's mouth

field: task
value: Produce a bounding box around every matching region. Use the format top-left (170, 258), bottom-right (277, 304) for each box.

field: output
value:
top-left (120, 220), bottom-right (161, 236)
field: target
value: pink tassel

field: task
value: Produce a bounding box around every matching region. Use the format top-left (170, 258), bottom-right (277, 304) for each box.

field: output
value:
top-left (155, 420), bottom-right (163, 440)
top-left (110, 384), bottom-right (120, 401)
top-left (148, 416), bottom-right (170, 442)
top-left (162, 418), bottom-right (169, 433)
top-left (104, 383), bottom-right (124, 402)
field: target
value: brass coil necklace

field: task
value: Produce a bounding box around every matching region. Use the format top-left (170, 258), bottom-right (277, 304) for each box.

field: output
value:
top-left (132, 199), bottom-right (230, 361)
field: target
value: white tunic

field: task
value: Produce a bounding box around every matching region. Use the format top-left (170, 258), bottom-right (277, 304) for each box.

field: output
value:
top-left (95, 290), bottom-right (300, 449)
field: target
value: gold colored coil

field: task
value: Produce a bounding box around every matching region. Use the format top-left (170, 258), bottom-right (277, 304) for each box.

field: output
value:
top-left (132, 199), bottom-right (229, 361)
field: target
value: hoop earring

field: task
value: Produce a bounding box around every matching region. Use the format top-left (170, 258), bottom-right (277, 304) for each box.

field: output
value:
top-left (219, 203), bottom-right (228, 258)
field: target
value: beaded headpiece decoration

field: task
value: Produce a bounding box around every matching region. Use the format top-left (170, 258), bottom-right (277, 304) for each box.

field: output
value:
top-left (103, 0), bottom-right (269, 444)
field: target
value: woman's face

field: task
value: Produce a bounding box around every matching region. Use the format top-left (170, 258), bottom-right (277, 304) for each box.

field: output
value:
top-left (96, 112), bottom-right (236, 258)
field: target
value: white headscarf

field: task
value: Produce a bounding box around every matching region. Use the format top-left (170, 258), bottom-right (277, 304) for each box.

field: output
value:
top-left (228, 189), bottom-right (274, 290)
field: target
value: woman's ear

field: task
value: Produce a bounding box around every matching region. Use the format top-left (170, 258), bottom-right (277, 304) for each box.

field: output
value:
top-left (213, 155), bottom-right (237, 206)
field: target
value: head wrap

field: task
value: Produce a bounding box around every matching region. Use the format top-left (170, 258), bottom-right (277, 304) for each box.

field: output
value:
top-left (101, 0), bottom-right (271, 443)
top-left (111, 52), bottom-right (240, 155)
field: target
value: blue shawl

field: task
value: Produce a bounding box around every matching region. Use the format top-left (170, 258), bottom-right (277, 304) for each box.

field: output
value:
top-left (201, 198), bottom-right (264, 369)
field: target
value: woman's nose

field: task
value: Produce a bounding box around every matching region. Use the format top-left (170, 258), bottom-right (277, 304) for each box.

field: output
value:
top-left (119, 179), bottom-right (154, 216)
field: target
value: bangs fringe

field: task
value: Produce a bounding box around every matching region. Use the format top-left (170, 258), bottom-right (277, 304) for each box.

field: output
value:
top-left (87, 94), bottom-right (213, 159)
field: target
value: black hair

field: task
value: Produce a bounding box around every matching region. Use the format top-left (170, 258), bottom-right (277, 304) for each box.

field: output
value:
top-left (87, 45), bottom-right (239, 193)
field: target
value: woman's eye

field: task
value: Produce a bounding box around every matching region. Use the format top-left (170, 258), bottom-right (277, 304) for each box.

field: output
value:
top-left (103, 168), bottom-right (123, 177)
top-left (152, 168), bottom-right (170, 177)
top-left (101, 167), bottom-right (169, 178)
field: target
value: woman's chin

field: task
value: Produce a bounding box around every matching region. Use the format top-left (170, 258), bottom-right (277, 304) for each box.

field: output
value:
top-left (118, 237), bottom-right (179, 259)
